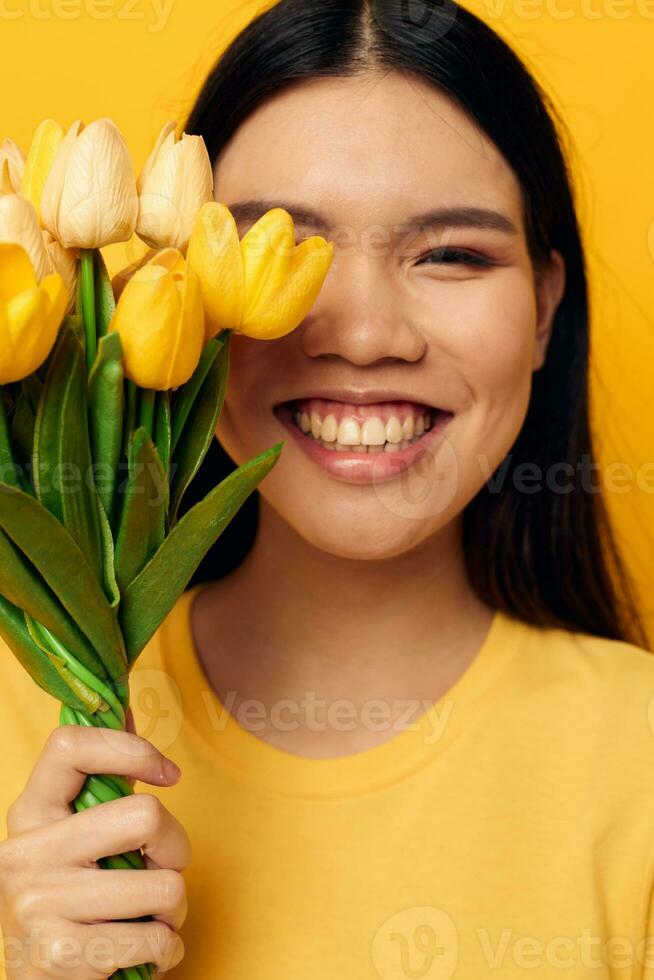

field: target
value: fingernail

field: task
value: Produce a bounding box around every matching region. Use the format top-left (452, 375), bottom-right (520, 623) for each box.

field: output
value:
top-left (163, 757), bottom-right (181, 782)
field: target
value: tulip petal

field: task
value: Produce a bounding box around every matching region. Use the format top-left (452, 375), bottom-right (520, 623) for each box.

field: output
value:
top-left (111, 250), bottom-right (204, 391)
top-left (110, 264), bottom-right (179, 388)
top-left (40, 272), bottom-right (68, 338)
top-left (240, 208), bottom-right (296, 321)
top-left (0, 195), bottom-right (52, 283)
top-left (2, 286), bottom-right (55, 382)
top-left (43, 232), bottom-right (77, 311)
top-left (186, 202), bottom-right (245, 339)
top-left (169, 264), bottom-right (204, 389)
top-left (137, 132), bottom-right (213, 251)
top-left (146, 246), bottom-right (186, 277)
top-left (44, 119), bottom-right (138, 249)
top-left (239, 237), bottom-right (334, 340)
top-left (0, 138), bottom-right (25, 193)
top-left (0, 159), bottom-right (14, 196)
top-left (40, 120), bottom-right (83, 241)
top-left (137, 121), bottom-right (176, 193)
top-left (0, 242), bottom-right (38, 304)
top-left (21, 119), bottom-right (65, 223)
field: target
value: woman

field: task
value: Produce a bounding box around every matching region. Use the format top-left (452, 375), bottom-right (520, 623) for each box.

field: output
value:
top-left (1, 0), bottom-right (653, 977)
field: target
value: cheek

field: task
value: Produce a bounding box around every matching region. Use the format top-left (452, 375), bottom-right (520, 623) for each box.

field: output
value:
top-left (214, 334), bottom-right (287, 456)
top-left (445, 269), bottom-right (538, 414)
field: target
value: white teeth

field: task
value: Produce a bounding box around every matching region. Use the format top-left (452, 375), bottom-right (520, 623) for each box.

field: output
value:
top-left (361, 417), bottom-right (386, 446)
top-left (402, 415), bottom-right (415, 439)
top-left (320, 414), bottom-right (338, 442)
top-left (292, 405), bottom-right (435, 452)
top-left (337, 417), bottom-right (361, 445)
top-left (385, 415), bottom-right (403, 444)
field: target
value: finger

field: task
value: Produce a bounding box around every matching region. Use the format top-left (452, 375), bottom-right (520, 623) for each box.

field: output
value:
top-left (125, 707), bottom-right (137, 736)
top-left (54, 868), bottom-right (188, 932)
top-left (46, 793), bottom-right (192, 872)
top-left (68, 920), bottom-right (184, 976)
top-left (124, 708), bottom-right (138, 790)
top-left (9, 726), bottom-right (181, 833)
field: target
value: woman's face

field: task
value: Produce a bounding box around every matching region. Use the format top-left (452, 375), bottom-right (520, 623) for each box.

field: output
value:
top-left (212, 71), bottom-right (565, 560)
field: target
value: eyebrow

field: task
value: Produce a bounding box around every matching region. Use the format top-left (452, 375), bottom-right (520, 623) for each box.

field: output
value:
top-left (225, 199), bottom-right (520, 237)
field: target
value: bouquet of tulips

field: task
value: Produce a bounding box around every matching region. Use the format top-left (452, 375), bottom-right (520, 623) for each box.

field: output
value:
top-left (0, 119), bottom-right (334, 979)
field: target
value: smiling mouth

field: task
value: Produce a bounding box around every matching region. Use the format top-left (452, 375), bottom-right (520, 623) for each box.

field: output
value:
top-left (276, 397), bottom-right (452, 453)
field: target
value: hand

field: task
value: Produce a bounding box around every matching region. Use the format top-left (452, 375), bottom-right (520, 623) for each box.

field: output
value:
top-left (0, 718), bottom-right (190, 978)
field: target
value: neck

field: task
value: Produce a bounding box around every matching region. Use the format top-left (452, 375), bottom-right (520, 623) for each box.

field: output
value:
top-left (192, 498), bottom-right (495, 756)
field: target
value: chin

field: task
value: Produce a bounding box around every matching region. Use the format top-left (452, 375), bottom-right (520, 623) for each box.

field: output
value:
top-left (272, 497), bottom-right (442, 562)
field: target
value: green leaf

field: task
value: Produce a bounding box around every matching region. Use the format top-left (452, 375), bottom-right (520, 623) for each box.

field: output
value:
top-left (97, 496), bottom-right (120, 610)
top-left (94, 250), bottom-right (116, 337)
top-left (0, 594), bottom-right (89, 712)
top-left (113, 426), bottom-right (167, 594)
top-left (120, 441), bottom-right (283, 662)
top-left (154, 391), bottom-right (171, 479)
top-left (32, 321), bottom-right (103, 581)
top-left (0, 525), bottom-right (109, 679)
top-left (169, 336), bottom-right (229, 524)
top-left (0, 482), bottom-right (127, 681)
top-left (64, 313), bottom-right (85, 347)
top-left (88, 332), bottom-right (124, 525)
top-left (0, 395), bottom-right (21, 490)
top-left (21, 374), bottom-right (43, 416)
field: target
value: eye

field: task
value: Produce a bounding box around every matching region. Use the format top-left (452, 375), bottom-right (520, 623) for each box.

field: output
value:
top-left (416, 247), bottom-right (494, 268)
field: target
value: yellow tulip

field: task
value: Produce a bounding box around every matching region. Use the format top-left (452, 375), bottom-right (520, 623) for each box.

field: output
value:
top-left (0, 138), bottom-right (25, 195)
top-left (136, 121), bottom-right (214, 252)
top-left (21, 119), bottom-right (64, 223)
top-left (41, 119), bottom-right (138, 249)
top-left (0, 194), bottom-right (52, 283)
top-left (0, 243), bottom-right (67, 384)
top-left (186, 203), bottom-right (334, 342)
top-left (109, 248), bottom-right (204, 391)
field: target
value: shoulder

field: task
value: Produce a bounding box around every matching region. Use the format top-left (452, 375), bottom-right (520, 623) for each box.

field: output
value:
top-left (501, 612), bottom-right (654, 768)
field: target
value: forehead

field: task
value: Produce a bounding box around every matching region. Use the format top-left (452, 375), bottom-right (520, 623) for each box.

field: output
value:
top-left (213, 70), bottom-right (524, 229)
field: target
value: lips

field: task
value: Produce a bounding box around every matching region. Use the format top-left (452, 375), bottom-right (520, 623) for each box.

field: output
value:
top-left (273, 398), bottom-right (455, 486)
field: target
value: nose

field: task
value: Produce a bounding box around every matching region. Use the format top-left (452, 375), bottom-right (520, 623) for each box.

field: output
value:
top-left (298, 252), bottom-right (427, 366)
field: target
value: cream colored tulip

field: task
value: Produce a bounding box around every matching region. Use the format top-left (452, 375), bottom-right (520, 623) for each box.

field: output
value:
top-left (0, 138), bottom-right (25, 195)
top-left (43, 231), bottom-right (77, 311)
top-left (0, 194), bottom-right (52, 283)
top-left (21, 119), bottom-right (64, 222)
top-left (41, 119), bottom-right (138, 249)
top-left (136, 121), bottom-right (213, 252)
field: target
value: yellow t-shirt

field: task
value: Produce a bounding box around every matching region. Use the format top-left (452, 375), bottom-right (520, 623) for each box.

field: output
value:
top-left (2, 584), bottom-right (654, 978)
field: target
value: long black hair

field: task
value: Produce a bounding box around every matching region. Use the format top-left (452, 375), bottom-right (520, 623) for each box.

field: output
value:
top-left (182, 0), bottom-right (649, 649)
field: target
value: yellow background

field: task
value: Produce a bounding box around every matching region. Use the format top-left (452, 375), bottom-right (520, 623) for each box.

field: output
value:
top-left (1, 0), bottom-right (653, 641)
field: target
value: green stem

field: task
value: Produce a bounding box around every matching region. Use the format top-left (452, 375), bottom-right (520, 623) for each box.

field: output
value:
top-left (139, 389), bottom-right (156, 437)
top-left (59, 700), bottom-right (156, 980)
top-left (80, 249), bottom-right (97, 372)
top-left (170, 333), bottom-right (226, 456)
top-left (32, 618), bottom-right (125, 728)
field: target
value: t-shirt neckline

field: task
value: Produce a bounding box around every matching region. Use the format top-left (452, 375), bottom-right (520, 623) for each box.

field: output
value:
top-left (158, 582), bottom-right (528, 800)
